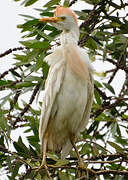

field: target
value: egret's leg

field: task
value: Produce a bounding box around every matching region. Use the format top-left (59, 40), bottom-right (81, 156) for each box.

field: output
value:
top-left (38, 132), bottom-right (52, 179)
top-left (70, 138), bottom-right (96, 177)
top-left (70, 138), bottom-right (84, 166)
top-left (41, 132), bottom-right (48, 166)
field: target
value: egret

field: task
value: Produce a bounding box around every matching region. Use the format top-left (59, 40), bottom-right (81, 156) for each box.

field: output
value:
top-left (39, 6), bottom-right (94, 166)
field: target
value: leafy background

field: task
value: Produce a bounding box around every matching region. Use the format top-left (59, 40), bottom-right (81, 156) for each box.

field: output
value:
top-left (0, 0), bottom-right (128, 179)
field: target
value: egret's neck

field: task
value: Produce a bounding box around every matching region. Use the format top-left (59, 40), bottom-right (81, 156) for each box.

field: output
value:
top-left (60, 29), bottom-right (79, 47)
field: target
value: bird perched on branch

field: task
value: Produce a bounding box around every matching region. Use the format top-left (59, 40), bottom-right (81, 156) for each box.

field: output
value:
top-left (39, 6), bottom-right (94, 166)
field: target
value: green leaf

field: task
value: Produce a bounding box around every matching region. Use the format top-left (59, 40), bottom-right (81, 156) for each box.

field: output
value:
top-left (0, 113), bottom-right (8, 131)
top-left (6, 156), bottom-right (14, 172)
top-left (63, 0), bottom-right (70, 6)
top-left (0, 80), bottom-right (13, 86)
top-left (21, 19), bottom-right (39, 28)
top-left (12, 161), bottom-right (22, 178)
top-left (20, 40), bottom-right (50, 49)
top-left (27, 134), bottom-right (40, 152)
top-left (94, 80), bottom-right (103, 88)
top-left (25, 0), bottom-right (39, 6)
top-left (35, 54), bottom-right (44, 71)
top-left (103, 83), bottom-right (115, 94)
top-left (23, 76), bottom-right (42, 82)
top-left (75, 10), bottom-right (87, 19)
top-left (42, 61), bottom-right (49, 79)
top-left (27, 135), bottom-right (39, 143)
top-left (35, 172), bottom-right (42, 180)
top-left (107, 141), bottom-right (124, 153)
top-left (14, 136), bottom-right (30, 158)
top-left (94, 89), bottom-right (102, 105)
top-left (111, 22), bottom-right (120, 28)
top-left (0, 80), bottom-right (7, 86)
top-left (29, 145), bottom-right (38, 157)
top-left (44, 0), bottom-right (61, 7)
top-left (15, 81), bottom-right (36, 88)
top-left (19, 14), bottom-right (36, 19)
top-left (0, 135), bottom-right (5, 147)
top-left (40, 11), bottom-right (53, 17)
top-left (10, 69), bottom-right (21, 78)
top-left (37, 30), bottom-right (53, 41)
top-left (85, 37), bottom-right (97, 50)
top-left (59, 171), bottom-right (70, 179)
top-left (0, 92), bottom-right (13, 106)
top-left (116, 124), bottom-right (121, 137)
top-left (83, 0), bottom-right (99, 5)
top-left (80, 143), bottom-right (91, 155)
top-left (46, 153), bottom-right (58, 161)
top-left (55, 159), bottom-right (69, 166)
top-left (14, 54), bottom-right (27, 61)
top-left (87, 121), bottom-right (99, 134)
top-left (26, 116), bottom-right (39, 134)
top-left (0, 153), bottom-right (7, 165)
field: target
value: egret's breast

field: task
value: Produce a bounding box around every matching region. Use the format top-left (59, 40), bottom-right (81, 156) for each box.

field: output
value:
top-left (50, 63), bottom-right (88, 135)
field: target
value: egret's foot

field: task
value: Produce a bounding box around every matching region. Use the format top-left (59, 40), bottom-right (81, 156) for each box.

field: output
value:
top-left (78, 161), bottom-right (96, 175)
top-left (79, 161), bottom-right (86, 169)
top-left (37, 160), bottom-right (46, 171)
top-left (36, 161), bottom-right (52, 179)
top-left (41, 160), bottom-right (46, 168)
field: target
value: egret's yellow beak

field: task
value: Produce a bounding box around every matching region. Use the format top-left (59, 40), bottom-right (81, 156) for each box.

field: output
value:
top-left (40, 17), bottom-right (63, 23)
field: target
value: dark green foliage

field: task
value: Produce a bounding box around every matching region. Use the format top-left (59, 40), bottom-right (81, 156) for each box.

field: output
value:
top-left (0, 0), bottom-right (128, 179)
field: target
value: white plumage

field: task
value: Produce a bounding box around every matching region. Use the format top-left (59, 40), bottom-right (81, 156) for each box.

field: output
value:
top-left (39, 6), bottom-right (94, 161)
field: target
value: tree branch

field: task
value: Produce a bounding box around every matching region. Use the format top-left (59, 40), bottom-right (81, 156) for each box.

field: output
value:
top-left (0, 47), bottom-right (26, 58)
top-left (0, 66), bottom-right (20, 79)
top-left (12, 82), bottom-right (41, 127)
top-left (91, 97), bottom-right (127, 118)
top-left (96, 169), bottom-right (128, 176)
top-left (94, 84), bottom-right (108, 100)
top-left (0, 79), bottom-right (22, 90)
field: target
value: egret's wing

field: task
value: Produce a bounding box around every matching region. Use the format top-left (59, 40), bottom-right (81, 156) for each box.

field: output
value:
top-left (78, 64), bottom-right (94, 133)
top-left (67, 45), bottom-right (94, 131)
top-left (39, 48), bottom-right (65, 145)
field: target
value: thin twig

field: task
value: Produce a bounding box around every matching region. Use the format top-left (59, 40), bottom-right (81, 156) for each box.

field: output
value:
top-left (96, 169), bottom-right (128, 175)
top-left (0, 79), bottom-right (22, 90)
top-left (94, 84), bottom-right (108, 100)
top-left (91, 97), bottom-right (126, 118)
top-left (0, 47), bottom-right (26, 58)
top-left (79, 4), bottom-right (98, 29)
top-left (108, 68), bottom-right (118, 84)
top-left (13, 82), bottom-right (41, 126)
top-left (0, 66), bottom-right (20, 79)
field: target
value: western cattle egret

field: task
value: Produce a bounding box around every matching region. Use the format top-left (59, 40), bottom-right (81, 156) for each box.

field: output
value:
top-left (39, 6), bottom-right (94, 166)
